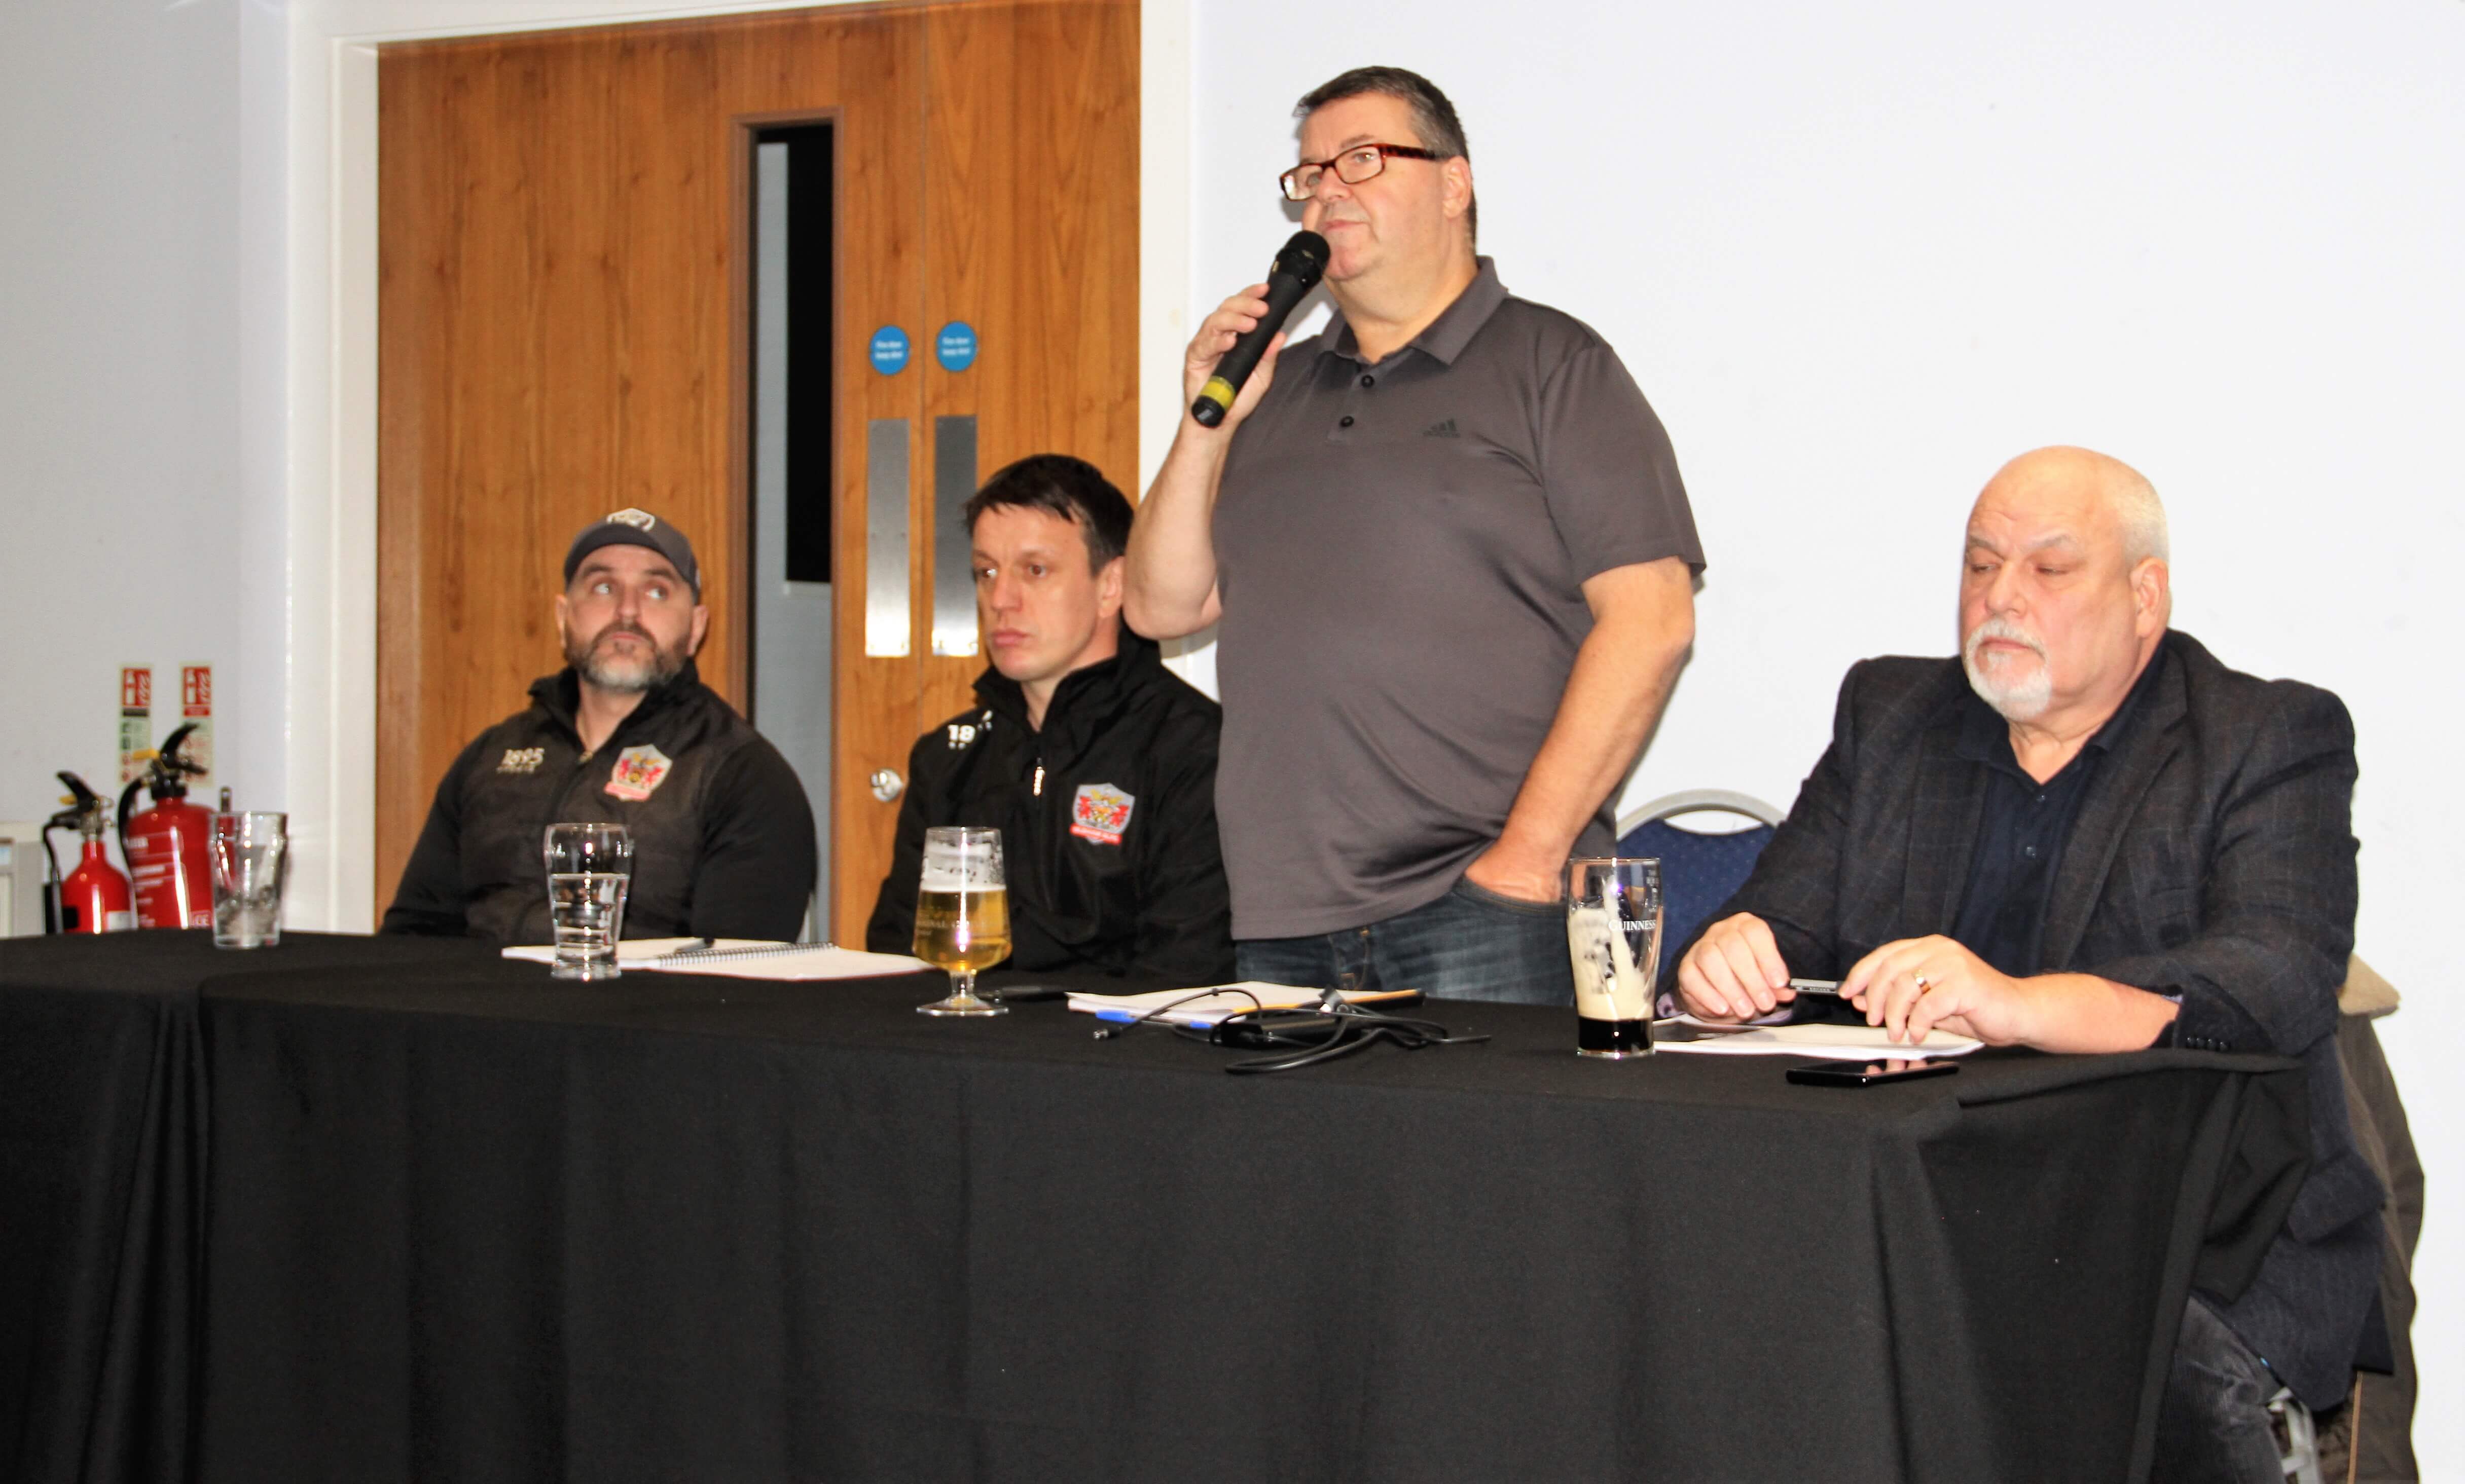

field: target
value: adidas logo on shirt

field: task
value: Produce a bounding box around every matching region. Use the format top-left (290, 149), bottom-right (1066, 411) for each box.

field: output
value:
top-left (1422, 418), bottom-right (1459, 438)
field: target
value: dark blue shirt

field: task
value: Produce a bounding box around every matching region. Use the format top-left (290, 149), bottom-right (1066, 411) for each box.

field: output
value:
top-left (1948, 640), bottom-right (2165, 976)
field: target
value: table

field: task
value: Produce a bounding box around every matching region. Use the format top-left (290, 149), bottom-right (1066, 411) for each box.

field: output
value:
top-left (2, 935), bottom-right (2307, 1482)
top-left (0, 932), bottom-right (456, 1484)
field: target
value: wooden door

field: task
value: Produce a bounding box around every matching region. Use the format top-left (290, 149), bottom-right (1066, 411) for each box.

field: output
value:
top-left (376, 2), bottom-right (1138, 941)
top-left (877, 0), bottom-right (1142, 939)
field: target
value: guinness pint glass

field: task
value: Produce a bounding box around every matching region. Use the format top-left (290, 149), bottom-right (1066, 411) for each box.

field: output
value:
top-left (1566, 857), bottom-right (1662, 1057)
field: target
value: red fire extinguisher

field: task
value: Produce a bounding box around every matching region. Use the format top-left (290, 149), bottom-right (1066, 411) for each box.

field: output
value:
top-left (118, 721), bottom-right (214, 931)
top-left (46, 771), bottom-right (133, 934)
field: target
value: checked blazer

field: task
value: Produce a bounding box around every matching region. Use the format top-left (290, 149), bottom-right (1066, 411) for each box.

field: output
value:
top-left (1696, 629), bottom-right (2384, 1407)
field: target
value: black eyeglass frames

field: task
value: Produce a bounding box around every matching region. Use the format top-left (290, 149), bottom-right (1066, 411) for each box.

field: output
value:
top-left (1278, 143), bottom-right (1441, 202)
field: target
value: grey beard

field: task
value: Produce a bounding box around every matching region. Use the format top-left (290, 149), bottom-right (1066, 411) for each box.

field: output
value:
top-left (568, 630), bottom-right (685, 694)
top-left (1965, 663), bottom-right (2051, 722)
top-left (1962, 617), bottom-right (2053, 722)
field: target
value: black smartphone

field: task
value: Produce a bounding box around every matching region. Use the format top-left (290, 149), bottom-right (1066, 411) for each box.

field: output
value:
top-left (985, 983), bottom-right (1072, 1003)
top-left (1786, 1057), bottom-right (1960, 1087)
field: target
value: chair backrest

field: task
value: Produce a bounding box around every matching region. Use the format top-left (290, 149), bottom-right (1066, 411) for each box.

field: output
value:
top-left (1614, 791), bottom-right (1784, 974)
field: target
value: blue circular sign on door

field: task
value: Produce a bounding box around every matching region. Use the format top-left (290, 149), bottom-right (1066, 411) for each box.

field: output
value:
top-left (935, 321), bottom-right (978, 373)
top-left (869, 325), bottom-right (910, 375)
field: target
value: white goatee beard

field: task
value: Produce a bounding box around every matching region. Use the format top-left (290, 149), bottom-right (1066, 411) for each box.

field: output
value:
top-left (1963, 615), bottom-right (2053, 722)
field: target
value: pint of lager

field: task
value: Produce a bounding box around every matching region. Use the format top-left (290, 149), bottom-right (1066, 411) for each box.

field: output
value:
top-left (914, 826), bottom-right (1012, 1017)
top-left (913, 885), bottom-right (1011, 974)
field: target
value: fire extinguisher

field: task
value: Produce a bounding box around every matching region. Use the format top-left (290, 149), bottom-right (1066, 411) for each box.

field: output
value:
top-left (118, 721), bottom-right (214, 931)
top-left (45, 771), bottom-right (134, 934)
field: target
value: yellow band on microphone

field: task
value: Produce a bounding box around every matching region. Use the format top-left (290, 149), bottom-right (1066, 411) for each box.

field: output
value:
top-left (1198, 376), bottom-right (1237, 412)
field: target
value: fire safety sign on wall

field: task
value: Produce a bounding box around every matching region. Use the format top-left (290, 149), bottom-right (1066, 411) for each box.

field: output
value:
top-left (181, 664), bottom-right (213, 786)
top-left (119, 665), bottom-right (152, 786)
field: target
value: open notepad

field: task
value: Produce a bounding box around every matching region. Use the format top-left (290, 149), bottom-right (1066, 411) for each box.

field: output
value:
top-left (501, 938), bottom-right (927, 981)
top-left (1651, 1016), bottom-right (1981, 1059)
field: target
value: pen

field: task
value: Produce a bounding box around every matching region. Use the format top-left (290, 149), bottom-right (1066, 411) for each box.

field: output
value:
top-left (1093, 1008), bottom-right (1215, 1029)
top-left (1315, 988), bottom-right (1424, 1008)
top-left (659, 938), bottom-right (716, 958)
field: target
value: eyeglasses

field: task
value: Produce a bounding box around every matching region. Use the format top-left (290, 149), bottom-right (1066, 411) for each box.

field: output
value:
top-left (1278, 142), bottom-right (1441, 202)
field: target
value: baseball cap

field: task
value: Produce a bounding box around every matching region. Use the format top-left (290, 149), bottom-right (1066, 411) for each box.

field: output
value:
top-left (563, 508), bottom-right (701, 595)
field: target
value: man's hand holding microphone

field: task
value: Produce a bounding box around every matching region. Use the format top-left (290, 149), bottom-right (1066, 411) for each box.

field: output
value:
top-left (1184, 230), bottom-right (1327, 432)
top-left (1127, 231), bottom-right (1328, 641)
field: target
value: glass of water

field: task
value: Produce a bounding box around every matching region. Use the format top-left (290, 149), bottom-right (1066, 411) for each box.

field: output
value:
top-left (543, 823), bottom-right (633, 980)
top-left (208, 811), bottom-right (289, 949)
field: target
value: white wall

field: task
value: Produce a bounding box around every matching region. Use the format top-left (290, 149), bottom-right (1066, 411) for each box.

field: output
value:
top-left (0, 0), bottom-right (287, 828)
top-left (1186, 0), bottom-right (2463, 1466)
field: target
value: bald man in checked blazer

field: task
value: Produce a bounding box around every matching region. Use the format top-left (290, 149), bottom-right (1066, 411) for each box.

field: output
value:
top-left (1673, 448), bottom-right (2383, 1480)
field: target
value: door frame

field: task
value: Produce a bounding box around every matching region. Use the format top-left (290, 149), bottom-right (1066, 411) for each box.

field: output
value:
top-left (283, 0), bottom-right (1190, 930)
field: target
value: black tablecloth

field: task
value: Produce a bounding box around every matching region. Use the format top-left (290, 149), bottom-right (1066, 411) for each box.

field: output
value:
top-left (0, 932), bottom-right (454, 1484)
top-left (1, 934), bottom-right (2307, 1482)
top-left (141, 940), bottom-right (2299, 1483)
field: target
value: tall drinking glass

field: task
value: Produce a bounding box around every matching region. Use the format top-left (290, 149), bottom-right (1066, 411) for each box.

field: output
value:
top-left (1566, 857), bottom-right (1662, 1058)
top-left (913, 826), bottom-right (1011, 1017)
top-left (543, 823), bottom-right (633, 980)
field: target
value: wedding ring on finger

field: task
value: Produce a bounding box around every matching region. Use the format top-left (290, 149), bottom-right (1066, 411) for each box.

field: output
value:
top-left (1911, 972), bottom-right (1931, 993)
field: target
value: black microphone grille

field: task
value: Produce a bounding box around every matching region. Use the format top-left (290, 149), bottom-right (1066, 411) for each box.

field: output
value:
top-left (1276, 231), bottom-right (1330, 286)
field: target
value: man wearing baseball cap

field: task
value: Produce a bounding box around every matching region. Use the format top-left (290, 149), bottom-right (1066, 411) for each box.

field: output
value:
top-left (382, 508), bottom-right (817, 942)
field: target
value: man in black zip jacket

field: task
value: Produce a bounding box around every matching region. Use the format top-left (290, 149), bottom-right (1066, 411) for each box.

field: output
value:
top-left (867, 456), bottom-right (1232, 982)
top-left (382, 509), bottom-right (816, 943)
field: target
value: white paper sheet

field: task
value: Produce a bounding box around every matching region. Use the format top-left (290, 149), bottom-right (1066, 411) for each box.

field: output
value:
top-left (1650, 1016), bottom-right (1981, 1059)
top-left (502, 938), bottom-right (927, 980)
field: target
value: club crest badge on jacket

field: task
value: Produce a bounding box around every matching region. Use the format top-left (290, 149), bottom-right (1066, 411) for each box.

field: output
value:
top-left (605, 744), bottom-right (673, 802)
top-left (1070, 783), bottom-right (1135, 845)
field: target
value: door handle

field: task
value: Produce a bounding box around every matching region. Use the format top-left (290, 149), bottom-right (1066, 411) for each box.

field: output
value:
top-left (931, 415), bottom-right (978, 656)
top-left (869, 768), bottom-right (905, 803)
top-left (865, 419), bottom-right (911, 656)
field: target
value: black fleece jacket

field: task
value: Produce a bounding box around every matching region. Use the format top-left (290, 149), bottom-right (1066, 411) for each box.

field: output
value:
top-left (865, 635), bottom-right (1232, 982)
top-left (382, 662), bottom-right (815, 943)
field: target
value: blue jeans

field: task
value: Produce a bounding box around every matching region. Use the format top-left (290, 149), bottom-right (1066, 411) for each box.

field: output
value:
top-left (1235, 877), bottom-right (1573, 1006)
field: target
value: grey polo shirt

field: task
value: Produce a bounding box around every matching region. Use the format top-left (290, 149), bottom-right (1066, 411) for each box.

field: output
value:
top-left (1212, 258), bottom-right (1703, 939)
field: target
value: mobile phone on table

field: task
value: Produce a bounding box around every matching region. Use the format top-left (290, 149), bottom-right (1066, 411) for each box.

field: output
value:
top-left (1785, 1057), bottom-right (1959, 1087)
top-left (987, 983), bottom-right (1072, 1002)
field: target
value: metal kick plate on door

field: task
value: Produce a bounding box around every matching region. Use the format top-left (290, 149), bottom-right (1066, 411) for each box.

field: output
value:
top-left (865, 419), bottom-right (911, 657)
top-left (930, 416), bottom-right (978, 657)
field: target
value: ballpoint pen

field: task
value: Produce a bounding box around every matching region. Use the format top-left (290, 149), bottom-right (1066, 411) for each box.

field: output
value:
top-left (1093, 1007), bottom-right (1216, 1028)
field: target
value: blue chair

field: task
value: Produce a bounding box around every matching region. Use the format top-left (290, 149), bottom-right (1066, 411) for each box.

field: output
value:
top-left (1615, 790), bottom-right (1784, 981)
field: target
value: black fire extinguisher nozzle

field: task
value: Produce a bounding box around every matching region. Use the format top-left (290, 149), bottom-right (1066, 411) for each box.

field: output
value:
top-left (158, 722), bottom-right (205, 777)
top-left (38, 823), bottom-right (64, 934)
top-left (57, 770), bottom-right (101, 813)
top-left (117, 775), bottom-right (144, 860)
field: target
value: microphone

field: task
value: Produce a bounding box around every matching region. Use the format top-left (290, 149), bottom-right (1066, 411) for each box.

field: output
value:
top-left (1189, 230), bottom-right (1328, 428)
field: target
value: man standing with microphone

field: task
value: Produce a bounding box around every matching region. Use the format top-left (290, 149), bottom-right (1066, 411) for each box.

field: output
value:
top-left (1125, 66), bottom-right (1703, 1003)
